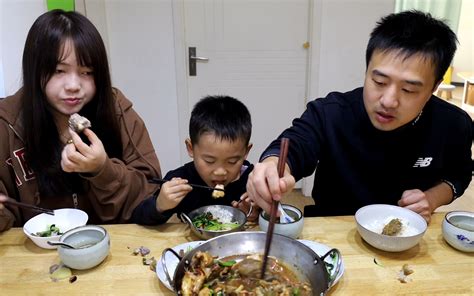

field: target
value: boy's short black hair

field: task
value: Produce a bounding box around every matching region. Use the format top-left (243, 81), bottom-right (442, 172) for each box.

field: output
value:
top-left (366, 10), bottom-right (458, 85)
top-left (189, 95), bottom-right (252, 145)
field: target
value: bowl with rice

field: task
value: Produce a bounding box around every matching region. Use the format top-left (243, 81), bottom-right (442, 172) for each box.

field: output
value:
top-left (355, 204), bottom-right (427, 252)
top-left (180, 205), bottom-right (247, 239)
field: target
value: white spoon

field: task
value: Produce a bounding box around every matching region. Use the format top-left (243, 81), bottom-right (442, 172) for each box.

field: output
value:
top-left (278, 203), bottom-right (295, 223)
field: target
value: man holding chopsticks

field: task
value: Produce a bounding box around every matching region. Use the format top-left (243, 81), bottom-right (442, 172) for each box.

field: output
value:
top-left (246, 10), bottom-right (472, 224)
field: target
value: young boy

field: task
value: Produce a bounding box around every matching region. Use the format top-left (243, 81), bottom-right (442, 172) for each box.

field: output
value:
top-left (131, 95), bottom-right (255, 225)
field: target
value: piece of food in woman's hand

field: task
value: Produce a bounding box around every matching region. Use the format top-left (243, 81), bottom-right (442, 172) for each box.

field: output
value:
top-left (382, 218), bottom-right (403, 236)
top-left (68, 113), bottom-right (91, 133)
top-left (211, 184), bottom-right (225, 199)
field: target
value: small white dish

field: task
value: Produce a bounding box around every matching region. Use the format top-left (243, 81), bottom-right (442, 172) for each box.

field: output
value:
top-left (23, 208), bottom-right (88, 249)
top-left (259, 204), bottom-right (304, 239)
top-left (156, 241), bottom-right (204, 290)
top-left (442, 211), bottom-right (474, 252)
top-left (57, 225), bottom-right (110, 270)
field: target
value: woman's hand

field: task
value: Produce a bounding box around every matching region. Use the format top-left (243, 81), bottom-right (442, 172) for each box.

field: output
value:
top-left (0, 193), bottom-right (13, 211)
top-left (155, 178), bottom-right (192, 213)
top-left (61, 128), bottom-right (107, 175)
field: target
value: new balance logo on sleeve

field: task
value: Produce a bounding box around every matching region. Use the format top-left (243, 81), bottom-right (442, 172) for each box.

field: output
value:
top-left (413, 157), bottom-right (433, 167)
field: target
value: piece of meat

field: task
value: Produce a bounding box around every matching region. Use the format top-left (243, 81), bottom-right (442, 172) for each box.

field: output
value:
top-left (212, 184), bottom-right (225, 199)
top-left (68, 113), bottom-right (91, 133)
top-left (382, 218), bottom-right (403, 236)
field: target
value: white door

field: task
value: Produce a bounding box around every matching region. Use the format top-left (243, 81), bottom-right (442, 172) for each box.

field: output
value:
top-left (177, 0), bottom-right (311, 165)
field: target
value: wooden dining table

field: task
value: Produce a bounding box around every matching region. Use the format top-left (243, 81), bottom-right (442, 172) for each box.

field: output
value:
top-left (0, 213), bottom-right (472, 295)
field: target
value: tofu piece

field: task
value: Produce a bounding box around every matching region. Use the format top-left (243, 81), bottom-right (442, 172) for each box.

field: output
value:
top-left (211, 184), bottom-right (225, 199)
top-left (68, 113), bottom-right (91, 133)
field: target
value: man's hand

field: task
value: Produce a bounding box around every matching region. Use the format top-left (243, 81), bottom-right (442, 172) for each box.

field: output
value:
top-left (398, 189), bottom-right (433, 223)
top-left (61, 128), bottom-right (107, 175)
top-left (246, 156), bottom-right (295, 214)
top-left (155, 178), bottom-right (192, 212)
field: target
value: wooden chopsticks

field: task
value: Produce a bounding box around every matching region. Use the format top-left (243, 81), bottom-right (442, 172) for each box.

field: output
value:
top-left (260, 138), bottom-right (290, 279)
top-left (148, 178), bottom-right (225, 192)
top-left (3, 199), bottom-right (55, 215)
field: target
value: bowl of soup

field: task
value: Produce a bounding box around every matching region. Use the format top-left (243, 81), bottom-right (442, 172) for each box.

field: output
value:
top-left (259, 204), bottom-right (304, 239)
top-left (161, 231), bottom-right (342, 295)
top-left (442, 211), bottom-right (474, 252)
top-left (57, 225), bottom-right (110, 270)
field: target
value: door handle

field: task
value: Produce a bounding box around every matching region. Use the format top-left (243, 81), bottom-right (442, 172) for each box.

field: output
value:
top-left (189, 47), bottom-right (209, 76)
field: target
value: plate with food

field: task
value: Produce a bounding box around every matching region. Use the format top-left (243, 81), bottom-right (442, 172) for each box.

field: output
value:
top-left (298, 239), bottom-right (345, 286)
top-left (156, 240), bottom-right (204, 291)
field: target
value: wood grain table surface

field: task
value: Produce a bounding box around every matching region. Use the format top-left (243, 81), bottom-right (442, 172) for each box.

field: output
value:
top-left (0, 213), bottom-right (472, 295)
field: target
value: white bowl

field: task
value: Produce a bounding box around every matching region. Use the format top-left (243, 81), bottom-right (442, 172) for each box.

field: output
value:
top-left (442, 211), bottom-right (474, 252)
top-left (23, 208), bottom-right (88, 249)
top-left (355, 204), bottom-right (427, 252)
top-left (58, 225), bottom-right (110, 270)
top-left (259, 204), bottom-right (304, 239)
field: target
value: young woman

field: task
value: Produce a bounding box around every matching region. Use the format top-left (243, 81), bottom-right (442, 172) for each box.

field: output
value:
top-left (0, 10), bottom-right (161, 231)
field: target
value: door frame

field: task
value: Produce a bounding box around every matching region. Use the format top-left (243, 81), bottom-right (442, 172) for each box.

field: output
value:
top-left (171, 0), bottom-right (319, 197)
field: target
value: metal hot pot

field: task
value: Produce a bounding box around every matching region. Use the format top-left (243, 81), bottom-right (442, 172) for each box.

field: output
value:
top-left (162, 231), bottom-right (342, 295)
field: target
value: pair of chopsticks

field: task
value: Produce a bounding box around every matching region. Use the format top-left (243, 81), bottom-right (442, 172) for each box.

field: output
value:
top-left (3, 199), bottom-right (55, 216)
top-left (148, 178), bottom-right (224, 192)
top-left (260, 138), bottom-right (290, 279)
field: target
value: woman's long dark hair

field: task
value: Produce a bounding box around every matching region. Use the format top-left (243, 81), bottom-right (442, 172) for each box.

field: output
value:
top-left (22, 9), bottom-right (123, 196)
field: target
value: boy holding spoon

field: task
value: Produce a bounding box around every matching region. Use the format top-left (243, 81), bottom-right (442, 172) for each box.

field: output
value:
top-left (132, 96), bottom-right (259, 225)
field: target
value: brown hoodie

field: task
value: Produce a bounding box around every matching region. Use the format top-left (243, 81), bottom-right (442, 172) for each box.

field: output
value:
top-left (0, 88), bottom-right (161, 231)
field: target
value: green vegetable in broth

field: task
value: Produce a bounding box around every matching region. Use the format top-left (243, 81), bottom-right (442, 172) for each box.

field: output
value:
top-left (33, 224), bottom-right (62, 237)
top-left (191, 212), bottom-right (239, 231)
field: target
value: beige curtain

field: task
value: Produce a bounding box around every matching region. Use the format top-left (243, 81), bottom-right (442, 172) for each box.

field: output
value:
top-left (395, 0), bottom-right (462, 33)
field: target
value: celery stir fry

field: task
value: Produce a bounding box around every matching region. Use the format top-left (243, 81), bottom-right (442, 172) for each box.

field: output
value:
top-left (33, 224), bottom-right (62, 237)
top-left (192, 212), bottom-right (239, 231)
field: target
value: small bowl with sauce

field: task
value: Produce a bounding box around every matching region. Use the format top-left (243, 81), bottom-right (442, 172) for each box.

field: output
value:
top-left (57, 225), bottom-right (110, 270)
top-left (259, 204), bottom-right (304, 239)
top-left (442, 211), bottom-right (474, 252)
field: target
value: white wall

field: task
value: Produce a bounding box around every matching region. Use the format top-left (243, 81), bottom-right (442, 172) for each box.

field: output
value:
top-left (1, 0), bottom-right (45, 95)
top-left (98, 0), bottom-right (181, 174)
top-left (452, 0), bottom-right (473, 83)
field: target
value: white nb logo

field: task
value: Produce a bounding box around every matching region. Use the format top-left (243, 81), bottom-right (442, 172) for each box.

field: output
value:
top-left (413, 157), bottom-right (433, 167)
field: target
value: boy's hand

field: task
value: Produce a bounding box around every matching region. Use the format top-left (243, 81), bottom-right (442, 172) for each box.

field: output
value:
top-left (61, 128), bottom-right (107, 175)
top-left (246, 156), bottom-right (295, 214)
top-left (232, 192), bottom-right (261, 222)
top-left (156, 178), bottom-right (192, 212)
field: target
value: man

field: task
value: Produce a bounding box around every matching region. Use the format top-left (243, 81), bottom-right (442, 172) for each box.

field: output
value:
top-left (247, 10), bottom-right (472, 223)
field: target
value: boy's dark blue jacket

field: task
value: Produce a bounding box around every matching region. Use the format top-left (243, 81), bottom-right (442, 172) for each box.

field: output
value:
top-left (131, 160), bottom-right (253, 225)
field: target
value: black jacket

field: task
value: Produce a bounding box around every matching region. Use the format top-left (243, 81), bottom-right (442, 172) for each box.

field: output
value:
top-left (131, 160), bottom-right (253, 225)
top-left (262, 87), bottom-right (472, 216)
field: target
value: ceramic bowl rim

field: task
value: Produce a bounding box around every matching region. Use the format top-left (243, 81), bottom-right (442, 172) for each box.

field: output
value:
top-left (259, 203), bottom-right (303, 225)
top-left (355, 204), bottom-right (427, 238)
top-left (444, 211), bottom-right (474, 232)
top-left (59, 225), bottom-right (108, 249)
